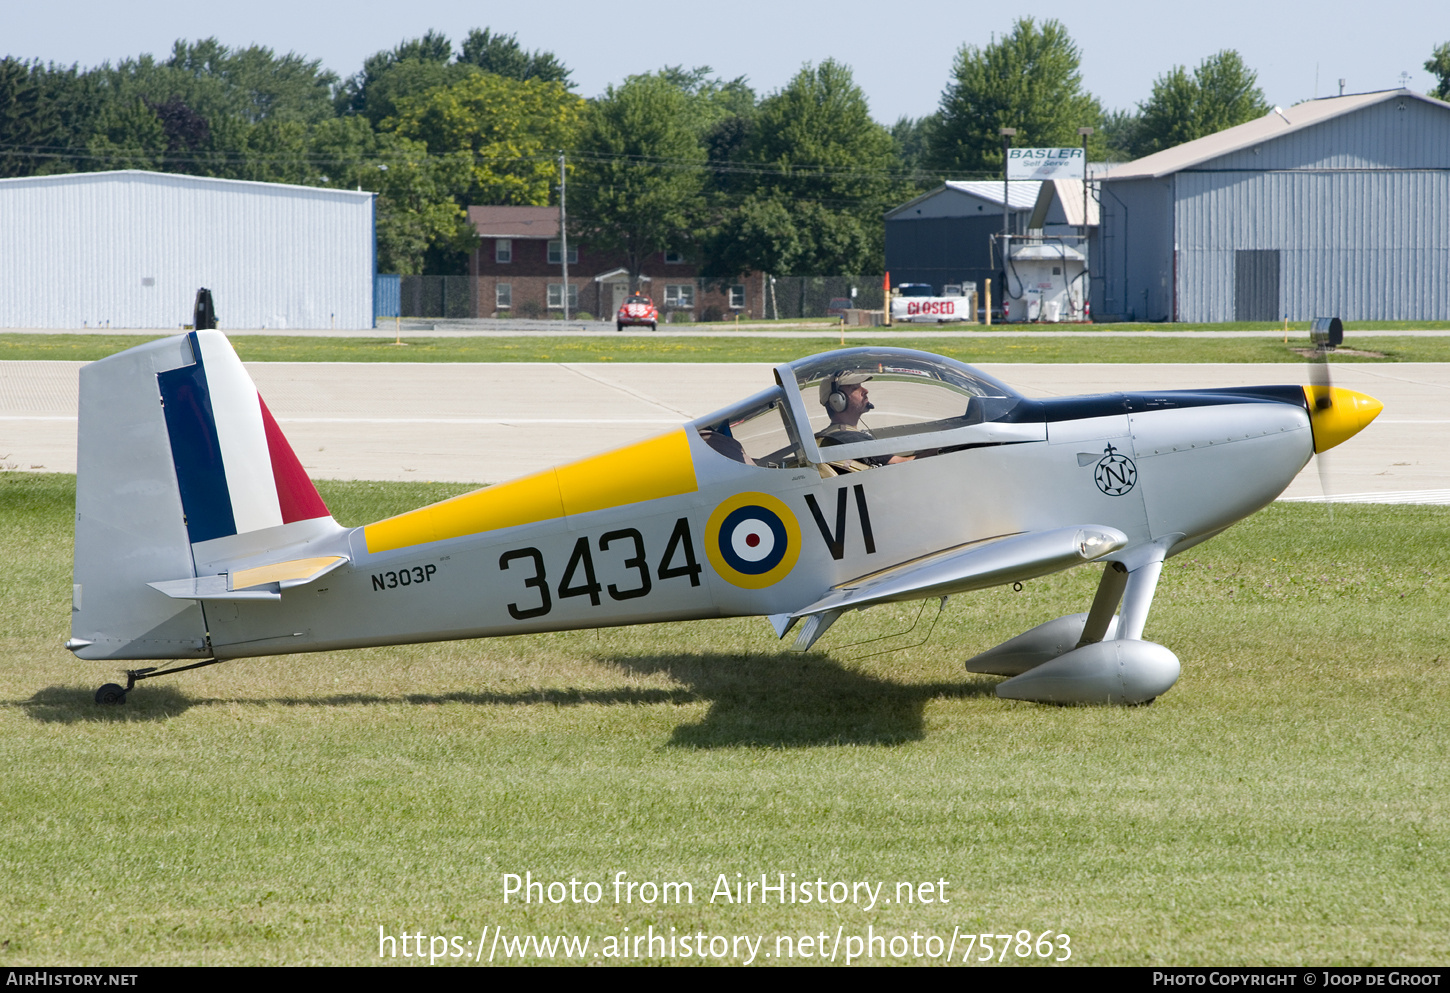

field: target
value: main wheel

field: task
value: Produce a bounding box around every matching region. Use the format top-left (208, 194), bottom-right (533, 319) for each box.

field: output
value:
top-left (616, 322), bottom-right (624, 332)
top-left (95, 683), bottom-right (127, 705)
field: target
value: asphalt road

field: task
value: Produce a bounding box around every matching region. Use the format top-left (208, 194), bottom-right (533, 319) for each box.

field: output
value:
top-left (3, 360), bottom-right (1447, 503)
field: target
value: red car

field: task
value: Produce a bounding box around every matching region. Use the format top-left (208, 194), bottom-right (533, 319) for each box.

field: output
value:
top-left (616, 292), bottom-right (658, 331)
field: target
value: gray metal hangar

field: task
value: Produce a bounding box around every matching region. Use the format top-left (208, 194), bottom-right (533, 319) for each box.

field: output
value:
top-left (0, 170), bottom-right (376, 330)
top-left (1093, 89), bottom-right (1450, 323)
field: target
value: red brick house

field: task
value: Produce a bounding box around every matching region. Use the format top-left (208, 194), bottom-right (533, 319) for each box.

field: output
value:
top-left (467, 205), bottom-right (763, 321)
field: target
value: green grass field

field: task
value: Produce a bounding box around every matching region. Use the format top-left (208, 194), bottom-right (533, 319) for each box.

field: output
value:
top-left (6, 332), bottom-right (1450, 365)
top-left (2, 473), bottom-right (1447, 966)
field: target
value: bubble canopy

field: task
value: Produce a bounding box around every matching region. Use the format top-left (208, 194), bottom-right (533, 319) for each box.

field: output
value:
top-left (690, 348), bottom-right (1040, 469)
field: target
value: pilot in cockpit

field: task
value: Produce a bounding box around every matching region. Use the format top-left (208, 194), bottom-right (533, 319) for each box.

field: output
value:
top-left (816, 372), bottom-right (913, 465)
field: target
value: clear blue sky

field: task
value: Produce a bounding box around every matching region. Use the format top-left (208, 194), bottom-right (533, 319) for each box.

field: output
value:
top-left (9, 0), bottom-right (1446, 123)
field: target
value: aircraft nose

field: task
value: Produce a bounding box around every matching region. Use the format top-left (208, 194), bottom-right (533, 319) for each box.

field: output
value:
top-left (1302, 386), bottom-right (1384, 453)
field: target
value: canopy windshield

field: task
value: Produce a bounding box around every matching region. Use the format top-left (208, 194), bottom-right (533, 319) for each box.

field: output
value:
top-left (788, 349), bottom-right (1024, 443)
top-left (690, 349), bottom-right (1033, 470)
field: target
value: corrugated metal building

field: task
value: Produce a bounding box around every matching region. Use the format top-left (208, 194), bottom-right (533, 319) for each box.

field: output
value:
top-left (0, 170), bottom-right (376, 329)
top-left (1093, 89), bottom-right (1450, 322)
top-left (884, 179), bottom-right (1097, 294)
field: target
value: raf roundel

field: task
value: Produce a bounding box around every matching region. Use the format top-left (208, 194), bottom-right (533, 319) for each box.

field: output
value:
top-left (705, 492), bottom-right (802, 589)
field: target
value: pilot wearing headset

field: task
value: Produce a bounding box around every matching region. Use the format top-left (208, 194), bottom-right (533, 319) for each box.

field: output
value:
top-left (816, 372), bottom-right (913, 465)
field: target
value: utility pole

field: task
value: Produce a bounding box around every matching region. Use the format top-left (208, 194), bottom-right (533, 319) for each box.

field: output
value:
top-left (1077, 127), bottom-right (1093, 243)
top-left (1078, 126), bottom-right (1094, 324)
top-left (999, 127), bottom-right (1017, 264)
top-left (558, 150), bottom-right (570, 321)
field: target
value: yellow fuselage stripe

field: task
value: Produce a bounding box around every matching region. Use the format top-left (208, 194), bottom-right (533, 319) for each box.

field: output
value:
top-left (363, 429), bottom-right (698, 554)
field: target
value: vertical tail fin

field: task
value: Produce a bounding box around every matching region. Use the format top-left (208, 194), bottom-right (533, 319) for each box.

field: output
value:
top-left (156, 331), bottom-right (329, 542)
top-left (70, 331), bottom-right (332, 661)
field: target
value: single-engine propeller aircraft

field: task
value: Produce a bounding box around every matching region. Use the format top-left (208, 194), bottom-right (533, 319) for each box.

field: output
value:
top-left (70, 332), bottom-right (1382, 706)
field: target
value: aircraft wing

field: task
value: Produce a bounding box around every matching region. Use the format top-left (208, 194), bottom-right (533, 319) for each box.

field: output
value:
top-left (782, 526), bottom-right (1127, 650)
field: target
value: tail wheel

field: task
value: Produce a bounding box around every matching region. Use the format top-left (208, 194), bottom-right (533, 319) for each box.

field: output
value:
top-left (95, 683), bottom-right (127, 705)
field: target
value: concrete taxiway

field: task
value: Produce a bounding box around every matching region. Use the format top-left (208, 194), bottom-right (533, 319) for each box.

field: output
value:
top-left (3, 360), bottom-right (1446, 503)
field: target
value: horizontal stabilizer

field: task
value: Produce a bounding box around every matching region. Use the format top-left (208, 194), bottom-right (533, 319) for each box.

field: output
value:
top-left (792, 526), bottom-right (1127, 620)
top-left (149, 555), bottom-right (348, 602)
top-left (232, 555), bottom-right (348, 591)
top-left (149, 576), bottom-right (280, 602)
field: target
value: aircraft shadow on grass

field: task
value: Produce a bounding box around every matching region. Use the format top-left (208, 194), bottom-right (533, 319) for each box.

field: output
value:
top-left (21, 684), bottom-right (196, 723)
top-left (604, 651), bottom-right (998, 749)
top-left (21, 652), bottom-right (998, 746)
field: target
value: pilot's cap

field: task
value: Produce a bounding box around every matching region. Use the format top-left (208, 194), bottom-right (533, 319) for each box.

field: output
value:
top-left (819, 372), bottom-right (873, 405)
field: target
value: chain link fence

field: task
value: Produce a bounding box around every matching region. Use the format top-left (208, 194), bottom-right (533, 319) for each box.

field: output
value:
top-left (760, 276), bottom-right (885, 320)
top-left (387, 274), bottom-right (887, 320)
top-left (398, 276), bottom-right (473, 319)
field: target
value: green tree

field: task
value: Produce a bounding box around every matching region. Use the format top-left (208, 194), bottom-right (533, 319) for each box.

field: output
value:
top-left (718, 60), bottom-right (902, 274)
top-left (370, 136), bottom-right (476, 275)
top-left (570, 74), bottom-right (707, 287)
top-left (83, 94), bottom-right (168, 172)
top-left (0, 58), bottom-right (63, 177)
top-left (1131, 50), bottom-right (1269, 157)
top-left (25, 62), bottom-right (102, 174)
top-left (890, 114), bottom-right (935, 181)
top-left (336, 30), bottom-right (454, 119)
top-left (387, 71), bottom-right (585, 207)
top-left (1098, 107), bottom-right (1141, 162)
top-left (702, 195), bottom-right (801, 281)
top-left (232, 118), bottom-right (313, 184)
top-left (354, 58), bottom-right (476, 128)
top-left (458, 28), bottom-right (571, 86)
top-left (302, 116), bottom-right (475, 274)
top-left (164, 38), bottom-right (337, 124)
top-left (87, 40), bottom-right (336, 133)
top-left (928, 18), bottom-right (1102, 175)
top-left (628, 66), bottom-right (757, 209)
top-left (1427, 42), bottom-right (1450, 100)
top-left (645, 65), bottom-right (754, 138)
top-left (70, 40), bottom-right (339, 176)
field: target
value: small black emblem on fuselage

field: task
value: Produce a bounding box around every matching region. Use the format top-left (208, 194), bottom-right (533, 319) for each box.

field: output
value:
top-left (1094, 444), bottom-right (1137, 496)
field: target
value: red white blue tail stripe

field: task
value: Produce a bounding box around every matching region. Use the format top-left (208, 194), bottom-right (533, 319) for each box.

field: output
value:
top-left (158, 331), bottom-right (328, 543)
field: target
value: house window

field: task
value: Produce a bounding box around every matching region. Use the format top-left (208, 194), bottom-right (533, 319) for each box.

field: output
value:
top-left (496, 283), bottom-right (512, 310)
top-left (664, 284), bottom-right (695, 309)
top-left (728, 284), bottom-right (746, 309)
top-left (547, 240), bottom-right (578, 265)
top-left (664, 250), bottom-right (685, 264)
top-left (495, 239), bottom-right (512, 263)
top-left (547, 283), bottom-right (579, 310)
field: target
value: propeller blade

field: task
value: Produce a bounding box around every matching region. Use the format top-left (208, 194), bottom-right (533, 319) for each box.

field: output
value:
top-left (1310, 346), bottom-right (1333, 514)
top-left (1302, 334), bottom-right (1382, 518)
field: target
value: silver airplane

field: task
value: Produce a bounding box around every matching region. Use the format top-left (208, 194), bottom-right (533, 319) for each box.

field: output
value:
top-left (69, 332), bottom-right (1382, 706)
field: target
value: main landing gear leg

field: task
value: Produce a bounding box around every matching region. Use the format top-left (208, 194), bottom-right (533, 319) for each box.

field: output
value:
top-left (1078, 561), bottom-right (1129, 647)
top-left (94, 658), bottom-right (226, 705)
top-left (1117, 552), bottom-right (1166, 642)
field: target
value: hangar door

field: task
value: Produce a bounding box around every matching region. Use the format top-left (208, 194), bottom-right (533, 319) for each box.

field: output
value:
top-left (1234, 250), bottom-right (1280, 322)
